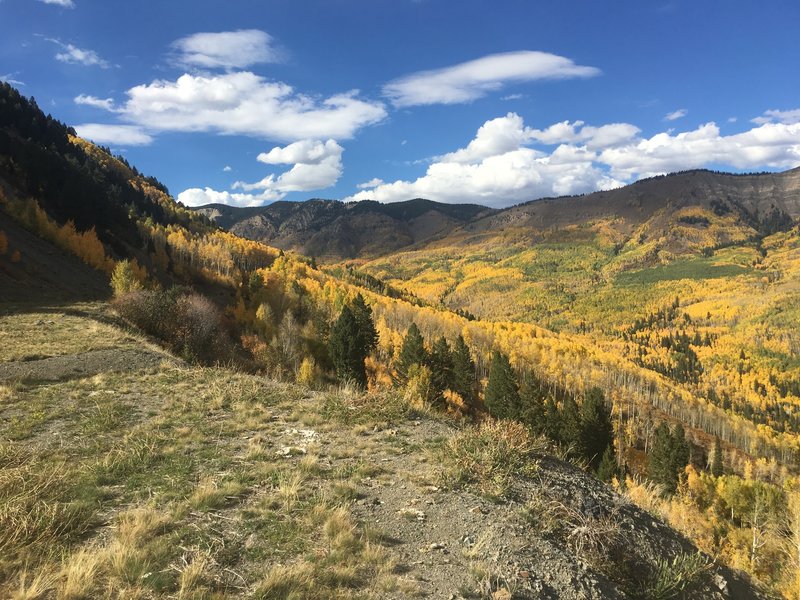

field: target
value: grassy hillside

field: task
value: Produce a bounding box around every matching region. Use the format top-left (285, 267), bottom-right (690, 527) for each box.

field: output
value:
top-left (0, 303), bottom-right (771, 599)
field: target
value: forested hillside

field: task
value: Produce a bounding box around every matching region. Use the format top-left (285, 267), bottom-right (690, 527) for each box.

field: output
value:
top-left (2, 81), bottom-right (800, 596)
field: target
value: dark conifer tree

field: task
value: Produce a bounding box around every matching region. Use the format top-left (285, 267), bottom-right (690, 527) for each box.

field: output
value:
top-left (559, 395), bottom-right (582, 450)
top-left (328, 305), bottom-right (367, 388)
top-left (520, 373), bottom-right (547, 435)
top-left (670, 423), bottom-right (690, 481)
top-left (597, 446), bottom-right (620, 482)
top-left (395, 323), bottom-right (428, 385)
top-left (649, 422), bottom-right (674, 491)
top-left (579, 387), bottom-right (614, 470)
top-left (484, 350), bottom-right (521, 420)
top-left (451, 335), bottom-right (476, 405)
top-left (350, 293), bottom-right (378, 354)
top-left (429, 336), bottom-right (454, 403)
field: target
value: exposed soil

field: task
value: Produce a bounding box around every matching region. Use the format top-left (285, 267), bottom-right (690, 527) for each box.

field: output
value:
top-left (0, 347), bottom-right (176, 382)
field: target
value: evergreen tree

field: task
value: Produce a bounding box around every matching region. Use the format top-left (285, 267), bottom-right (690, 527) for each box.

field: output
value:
top-left (520, 373), bottom-right (547, 435)
top-left (579, 387), bottom-right (614, 470)
top-left (559, 395), bottom-right (582, 449)
top-left (350, 293), bottom-right (378, 354)
top-left (597, 446), bottom-right (620, 482)
top-left (710, 436), bottom-right (724, 477)
top-left (395, 323), bottom-right (428, 385)
top-left (648, 423), bottom-right (690, 494)
top-left (328, 305), bottom-right (367, 388)
top-left (429, 336), bottom-right (453, 404)
top-left (649, 422), bottom-right (675, 492)
top-left (451, 335), bottom-right (476, 405)
top-left (484, 350), bottom-right (521, 420)
top-left (670, 423), bottom-right (690, 482)
top-left (544, 398), bottom-right (562, 441)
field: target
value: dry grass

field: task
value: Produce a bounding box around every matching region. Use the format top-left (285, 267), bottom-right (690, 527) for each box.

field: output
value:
top-left (255, 507), bottom-right (397, 599)
top-left (57, 546), bottom-right (103, 599)
top-left (188, 477), bottom-right (245, 511)
top-left (441, 420), bottom-right (543, 500)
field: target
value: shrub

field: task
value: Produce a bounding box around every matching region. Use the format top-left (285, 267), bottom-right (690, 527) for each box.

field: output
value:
top-left (442, 420), bottom-right (542, 500)
top-left (114, 288), bottom-right (233, 364)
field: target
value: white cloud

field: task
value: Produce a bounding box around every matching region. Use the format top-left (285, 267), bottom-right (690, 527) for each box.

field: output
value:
top-left (357, 178), bottom-right (384, 189)
top-left (92, 72), bottom-right (385, 142)
top-left (727, 117), bottom-right (738, 123)
top-left (50, 40), bottom-right (109, 68)
top-left (345, 113), bottom-right (800, 207)
top-left (223, 165), bottom-right (232, 172)
top-left (184, 139), bottom-right (344, 207)
top-left (74, 123), bottom-right (153, 146)
top-left (0, 73), bottom-right (25, 86)
top-left (75, 94), bottom-right (115, 110)
top-left (236, 139), bottom-right (343, 193)
top-left (752, 108), bottom-right (800, 125)
top-left (383, 51), bottom-right (600, 107)
top-left (171, 29), bottom-right (280, 70)
top-left (501, 93), bottom-right (524, 101)
top-left (600, 121), bottom-right (800, 180)
top-left (177, 187), bottom-right (281, 208)
top-left (664, 108), bottom-right (688, 121)
top-left (38, 0), bottom-right (74, 7)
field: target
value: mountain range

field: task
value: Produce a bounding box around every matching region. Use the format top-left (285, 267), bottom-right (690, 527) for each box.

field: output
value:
top-left (192, 167), bottom-right (800, 261)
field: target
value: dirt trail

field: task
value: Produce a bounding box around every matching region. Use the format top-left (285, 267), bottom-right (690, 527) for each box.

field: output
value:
top-left (0, 347), bottom-right (176, 382)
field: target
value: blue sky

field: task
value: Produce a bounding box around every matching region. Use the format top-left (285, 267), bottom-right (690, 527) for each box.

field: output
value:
top-left (2, 0), bottom-right (800, 208)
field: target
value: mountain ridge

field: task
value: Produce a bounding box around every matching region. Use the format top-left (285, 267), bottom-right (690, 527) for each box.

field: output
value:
top-left (192, 167), bottom-right (800, 261)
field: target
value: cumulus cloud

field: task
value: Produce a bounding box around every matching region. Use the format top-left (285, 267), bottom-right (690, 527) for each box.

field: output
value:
top-left (85, 72), bottom-right (385, 142)
top-left (177, 187), bottom-right (281, 208)
top-left (664, 108), bottom-right (688, 121)
top-left (600, 121), bottom-right (800, 180)
top-left (357, 178), bottom-right (384, 189)
top-left (49, 39), bottom-right (109, 68)
top-left (236, 139), bottom-right (343, 193)
top-left (223, 165), bottom-right (232, 172)
top-left (383, 51), bottom-right (599, 107)
top-left (74, 123), bottom-right (153, 146)
top-left (345, 113), bottom-right (800, 207)
top-left (170, 29), bottom-right (280, 70)
top-left (180, 140), bottom-right (344, 207)
top-left (752, 108), bottom-right (800, 125)
top-left (75, 94), bottom-right (115, 110)
top-left (38, 0), bottom-right (74, 7)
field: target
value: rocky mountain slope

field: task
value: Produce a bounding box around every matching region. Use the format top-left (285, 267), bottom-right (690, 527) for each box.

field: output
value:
top-left (193, 168), bottom-right (800, 262)
top-left (193, 198), bottom-right (495, 260)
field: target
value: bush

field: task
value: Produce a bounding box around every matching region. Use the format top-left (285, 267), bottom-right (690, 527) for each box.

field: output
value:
top-left (114, 288), bottom-right (233, 364)
top-left (442, 420), bottom-right (542, 500)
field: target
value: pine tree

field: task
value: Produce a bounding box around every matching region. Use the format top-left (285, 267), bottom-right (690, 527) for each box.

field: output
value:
top-left (579, 387), bottom-right (614, 470)
top-left (559, 395), bottom-right (582, 450)
top-left (648, 423), bottom-right (690, 494)
top-left (710, 436), bottom-right (724, 477)
top-left (649, 422), bottom-right (674, 492)
top-left (351, 293), bottom-right (378, 353)
top-left (520, 373), bottom-right (547, 435)
top-left (670, 423), bottom-right (690, 483)
top-left (395, 323), bottom-right (428, 385)
top-left (544, 398), bottom-right (562, 442)
top-left (451, 335), bottom-right (476, 405)
top-left (328, 305), bottom-right (367, 388)
top-left (484, 350), bottom-right (521, 420)
top-left (429, 336), bottom-right (453, 404)
top-left (597, 446), bottom-right (620, 482)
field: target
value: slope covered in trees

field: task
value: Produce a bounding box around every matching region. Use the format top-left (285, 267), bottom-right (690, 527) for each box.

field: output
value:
top-left (3, 81), bottom-right (800, 595)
